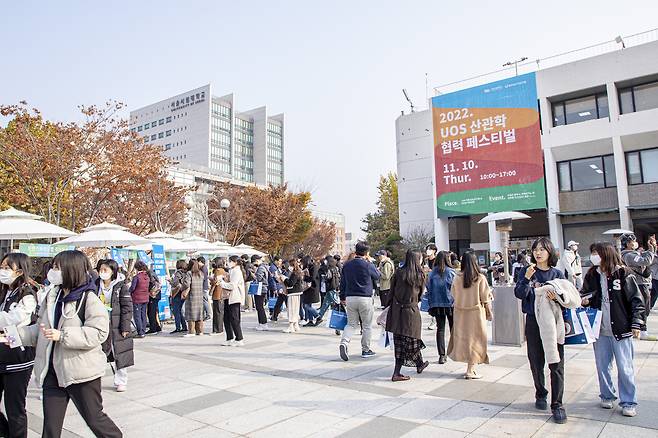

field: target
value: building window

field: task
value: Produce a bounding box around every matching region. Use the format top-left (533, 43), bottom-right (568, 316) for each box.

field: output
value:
top-left (158, 132), bottom-right (164, 139)
top-left (166, 116), bottom-right (172, 123)
top-left (552, 93), bottom-right (609, 127)
top-left (151, 134), bottom-right (156, 141)
top-left (166, 130), bottom-right (172, 137)
top-left (137, 126), bottom-right (142, 132)
top-left (626, 148), bottom-right (658, 184)
top-left (557, 155), bottom-right (616, 191)
top-left (144, 123), bottom-right (149, 130)
top-left (164, 144), bottom-right (171, 151)
top-left (151, 122), bottom-right (157, 128)
top-left (619, 80), bottom-right (658, 114)
top-left (159, 119), bottom-right (164, 125)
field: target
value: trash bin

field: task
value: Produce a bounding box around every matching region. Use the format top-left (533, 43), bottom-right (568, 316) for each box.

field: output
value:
top-left (491, 285), bottom-right (525, 346)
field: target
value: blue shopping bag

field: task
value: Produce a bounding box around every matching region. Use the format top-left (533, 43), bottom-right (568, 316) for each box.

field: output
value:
top-left (420, 294), bottom-right (430, 312)
top-left (248, 282), bottom-right (262, 296)
top-left (564, 307), bottom-right (602, 345)
top-left (268, 296), bottom-right (277, 310)
top-left (328, 307), bottom-right (348, 331)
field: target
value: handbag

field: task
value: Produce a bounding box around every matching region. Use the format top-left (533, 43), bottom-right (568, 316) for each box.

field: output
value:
top-left (376, 306), bottom-right (390, 326)
top-left (327, 306), bottom-right (348, 331)
top-left (248, 282), bottom-right (263, 296)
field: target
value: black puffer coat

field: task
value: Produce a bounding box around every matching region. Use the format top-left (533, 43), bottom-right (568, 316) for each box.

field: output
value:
top-left (95, 277), bottom-right (134, 370)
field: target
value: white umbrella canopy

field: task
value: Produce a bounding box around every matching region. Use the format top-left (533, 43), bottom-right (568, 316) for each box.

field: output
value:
top-left (0, 207), bottom-right (76, 240)
top-left (231, 243), bottom-right (266, 257)
top-left (178, 236), bottom-right (219, 252)
top-left (56, 222), bottom-right (150, 248)
top-left (603, 228), bottom-right (634, 235)
top-left (477, 211), bottom-right (531, 224)
top-left (125, 231), bottom-right (188, 252)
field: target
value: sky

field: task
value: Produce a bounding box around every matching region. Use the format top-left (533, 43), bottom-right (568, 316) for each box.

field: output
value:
top-left (2, 1), bottom-right (658, 238)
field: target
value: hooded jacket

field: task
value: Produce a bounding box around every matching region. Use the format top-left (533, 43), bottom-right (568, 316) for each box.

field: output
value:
top-left (95, 275), bottom-right (134, 370)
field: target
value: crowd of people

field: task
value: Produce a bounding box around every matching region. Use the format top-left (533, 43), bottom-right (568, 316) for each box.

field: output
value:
top-left (0, 231), bottom-right (655, 436)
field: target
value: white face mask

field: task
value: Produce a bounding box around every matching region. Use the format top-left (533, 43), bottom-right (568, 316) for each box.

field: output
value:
top-left (0, 269), bottom-right (16, 285)
top-left (47, 269), bottom-right (63, 286)
top-left (590, 254), bottom-right (601, 266)
top-left (99, 272), bottom-right (112, 281)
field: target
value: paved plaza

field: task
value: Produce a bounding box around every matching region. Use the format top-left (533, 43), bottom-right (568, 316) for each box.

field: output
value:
top-left (21, 310), bottom-right (658, 438)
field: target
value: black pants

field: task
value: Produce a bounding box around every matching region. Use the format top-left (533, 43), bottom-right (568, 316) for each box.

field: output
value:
top-left (380, 289), bottom-right (390, 308)
top-left (434, 308), bottom-right (453, 357)
top-left (224, 302), bottom-right (243, 341)
top-left (271, 294), bottom-right (287, 321)
top-left (212, 299), bottom-right (224, 333)
top-left (42, 367), bottom-right (122, 438)
top-left (147, 297), bottom-right (161, 332)
top-left (254, 294), bottom-right (267, 325)
top-left (525, 314), bottom-right (564, 410)
top-left (0, 368), bottom-right (31, 438)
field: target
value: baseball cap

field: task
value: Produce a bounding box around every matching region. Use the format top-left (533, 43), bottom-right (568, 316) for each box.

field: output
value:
top-left (567, 240), bottom-right (579, 247)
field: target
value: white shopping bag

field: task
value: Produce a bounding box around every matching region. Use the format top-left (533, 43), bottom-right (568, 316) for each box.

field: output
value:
top-left (378, 330), bottom-right (394, 350)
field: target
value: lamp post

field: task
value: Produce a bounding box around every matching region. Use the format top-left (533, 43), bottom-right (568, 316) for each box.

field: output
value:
top-left (217, 198), bottom-right (230, 242)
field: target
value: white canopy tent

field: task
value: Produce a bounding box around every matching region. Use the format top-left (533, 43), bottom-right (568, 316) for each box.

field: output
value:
top-left (178, 236), bottom-right (221, 253)
top-left (125, 231), bottom-right (188, 252)
top-left (0, 207), bottom-right (76, 249)
top-left (56, 222), bottom-right (150, 248)
top-left (230, 243), bottom-right (267, 257)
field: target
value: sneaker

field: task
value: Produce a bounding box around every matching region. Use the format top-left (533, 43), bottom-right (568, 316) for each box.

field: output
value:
top-left (255, 325), bottom-right (265, 331)
top-left (622, 406), bottom-right (637, 417)
top-left (315, 318), bottom-right (324, 325)
top-left (552, 407), bottom-right (568, 424)
top-left (283, 325), bottom-right (295, 333)
top-left (115, 385), bottom-right (127, 392)
top-left (261, 324), bottom-right (270, 331)
top-left (438, 355), bottom-right (447, 364)
top-left (339, 344), bottom-right (349, 361)
top-left (600, 399), bottom-right (614, 409)
top-left (640, 331), bottom-right (658, 341)
top-left (209, 332), bottom-right (221, 336)
top-left (170, 329), bottom-right (180, 334)
top-left (335, 330), bottom-right (341, 336)
top-left (221, 340), bottom-right (234, 346)
top-left (293, 323), bottom-right (301, 332)
top-left (183, 333), bottom-right (195, 338)
top-left (535, 399), bottom-right (548, 411)
top-left (232, 340), bottom-right (245, 347)
top-left (361, 349), bottom-right (376, 358)
top-left (136, 334), bottom-right (146, 339)
top-left (304, 321), bottom-right (317, 327)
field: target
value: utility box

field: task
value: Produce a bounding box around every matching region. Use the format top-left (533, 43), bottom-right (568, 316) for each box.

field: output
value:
top-left (491, 285), bottom-right (525, 346)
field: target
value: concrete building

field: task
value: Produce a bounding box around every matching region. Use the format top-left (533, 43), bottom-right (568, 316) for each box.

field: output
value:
top-left (130, 85), bottom-right (284, 187)
top-left (397, 34), bottom-right (658, 260)
top-left (311, 210), bottom-right (346, 255)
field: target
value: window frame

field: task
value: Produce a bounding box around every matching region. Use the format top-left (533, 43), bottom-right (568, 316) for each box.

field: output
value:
top-left (557, 154), bottom-right (616, 192)
top-left (625, 148), bottom-right (658, 185)
top-left (618, 80), bottom-right (658, 114)
top-left (551, 92), bottom-right (609, 127)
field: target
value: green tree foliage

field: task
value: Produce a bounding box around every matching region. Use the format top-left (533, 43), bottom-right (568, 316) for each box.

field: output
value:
top-left (362, 172), bottom-right (405, 261)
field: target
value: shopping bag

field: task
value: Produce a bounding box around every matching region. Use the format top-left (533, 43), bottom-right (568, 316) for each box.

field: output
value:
top-left (564, 307), bottom-right (602, 345)
top-left (420, 294), bottom-right (430, 312)
top-left (268, 296), bottom-right (277, 310)
top-left (248, 282), bottom-right (263, 296)
top-left (564, 308), bottom-right (584, 337)
top-left (378, 330), bottom-right (395, 350)
top-left (327, 307), bottom-right (348, 331)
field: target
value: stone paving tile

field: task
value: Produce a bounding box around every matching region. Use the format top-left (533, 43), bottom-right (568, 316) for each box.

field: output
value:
top-left (534, 416), bottom-right (605, 437)
top-left (215, 405), bottom-right (307, 435)
top-left (599, 422), bottom-right (658, 438)
top-left (387, 394), bottom-right (459, 424)
top-left (607, 399), bottom-right (658, 430)
top-left (158, 390), bottom-right (244, 416)
top-left (400, 424), bottom-right (468, 438)
top-left (472, 406), bottom-right (552, 437)
top-left (488, 354), bottom-right (529, 368)
top-left (336, 416), bottom-right (420, 438)
top-left (428, 400), bottom-right (504, 433)
top-left (249, 411), bottom-right (343, 438)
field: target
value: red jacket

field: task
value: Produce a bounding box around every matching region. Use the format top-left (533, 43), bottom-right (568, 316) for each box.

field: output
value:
top-left (130, 271), bottom-right (150, 304)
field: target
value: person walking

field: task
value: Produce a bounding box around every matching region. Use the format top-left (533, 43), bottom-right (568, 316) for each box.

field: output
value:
top-left (16, 250), bottom-right (122, 438)
top-left (316, 256), bottom-right (341, 324)
top-left (145, 267), bottom-right (162, 335)
top-left (561, 241), bottom-right (583, 290)
top-left (283, 259), bottom-right (304, 333)
top-left (339, 242), bottom-right (381, 361)
top-left (268, 256), bottom-right (286, 322)
top-left (197, 257), bottom-right (212, 321)
top-left (168, 260), bottom-right (190, 334)
top-left (129, 261), bottom-right (150, 338)
top-left (515, 237), bottom-right (568, 424)
top-left (242, 254), bottom-right (255, 312)
top-left (219, 256), bottom-right (246, 346)
top-left (448, 252), bottom-right (492, 379)
top-left (251, 255), bottom-right (270, 331)
top-left (582, 242), bottom-right (645, 417)
top-left (184, 260), bottom-right (205, 337)
top-left (386, 250), bottom-right (429, 381)
top-left (210, 261), bottom-right (228, 335)
top-left (620, 233), bottom-right (656, 341)
top-left (302, 258), bottom-right (321, 327)
top-left (0, 253), bottom-right (37, 438)
top-left (95, 259), bottom-right (134, 392)
top-left (426, 251), bottom-right (456, 364)
top-left (377, 250), bottom-right (395, 309)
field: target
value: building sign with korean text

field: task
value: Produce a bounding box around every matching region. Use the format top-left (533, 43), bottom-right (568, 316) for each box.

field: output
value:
top-left (431, 72), bottom-right (546, 217)
top-left (170, 91), bottom-right (206, 112)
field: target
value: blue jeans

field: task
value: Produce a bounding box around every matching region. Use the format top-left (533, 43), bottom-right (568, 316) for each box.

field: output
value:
top-left (593, 335), bottom-right (637, 407)
top-left (304, 303), bottom-right (319, 321)
top-left (171, 295), bottom-right (187, 331)
top-left (318, 290), bottom-right (339, 318)
top-left (133, 303), bottom-right (148, 335)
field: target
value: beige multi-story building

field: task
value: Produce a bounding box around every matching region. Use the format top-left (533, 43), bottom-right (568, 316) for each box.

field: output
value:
top-left (311, 210), bottom-right (346, 256)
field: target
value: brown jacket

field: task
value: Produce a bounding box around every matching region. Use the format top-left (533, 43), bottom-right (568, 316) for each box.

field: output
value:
top-left (385, 271), bottom-right (424, 339)
top-left (211, 268), bottom-right (229, 300)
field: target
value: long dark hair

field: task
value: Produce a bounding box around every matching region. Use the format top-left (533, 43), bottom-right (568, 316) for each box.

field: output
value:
top-left (433, 251), bottom-right (453, 275)
top-left (595, 242), bottom-right (622, 276)
top-left (460, 252), bottom-right (480, 289)
top-left (188, 259), bottom-right (202, 277)
top-left (0, 253), bottom-right (32, 301)
top-left (398, 249), bottom-right (425, 289)
top-left (52, 250), bottom-right (91, 291)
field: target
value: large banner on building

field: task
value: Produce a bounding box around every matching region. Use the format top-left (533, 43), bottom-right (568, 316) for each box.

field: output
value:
top-left (431, 72), bottom-right (546, 217)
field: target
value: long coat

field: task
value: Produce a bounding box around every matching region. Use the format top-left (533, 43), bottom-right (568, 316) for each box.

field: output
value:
top-left (385, 272), bottom-right (423, 340)
top-left (95, 278), bottom-right (134, 370)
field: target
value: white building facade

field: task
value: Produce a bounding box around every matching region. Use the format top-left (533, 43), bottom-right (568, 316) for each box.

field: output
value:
top-left (311, 210), bottom-right (347, 256)
top-left (130, 85), bottom-right (284, 187)
top-left (397, 38), bottom-right (658, 259)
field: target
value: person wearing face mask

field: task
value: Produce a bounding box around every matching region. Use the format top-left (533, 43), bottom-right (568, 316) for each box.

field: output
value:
top-left (251, 255), bottom-right (270, 331)
top-left (219, 256), bottom-right (246, 346)
top-left (620, 233), bottom-right (656, 341)
top-left (15, 250), bottom-right (121, 438)
top-left (0, 253), bottom-right (37, 438)
top-left (94, 259), bottom-right (133, 393)
top-left (561, 241), bottom-right (583, 290)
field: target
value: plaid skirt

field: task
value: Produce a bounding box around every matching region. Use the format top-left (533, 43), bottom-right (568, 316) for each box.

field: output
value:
top-left (393, 334), bottom-right (426, 367)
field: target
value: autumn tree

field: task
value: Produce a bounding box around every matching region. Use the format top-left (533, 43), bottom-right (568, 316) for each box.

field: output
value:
top-left (362, 172), bottom-right (405, 261)
top-left (0, 101), bottom-right (188, 234)
top-left (281, 218), bottom-right (336, 260)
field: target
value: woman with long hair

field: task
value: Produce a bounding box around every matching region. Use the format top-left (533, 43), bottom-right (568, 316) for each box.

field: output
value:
top-left (0, 253), bottom-right (37, 437)
top-left (168, 259), bottom-right (190, 334)
top-left (184, 259), bottom-right (205, 337)
top-left (283, 259), bottom-right (304, 333)
top-left (219, 256), bottom-right (246, 346)
top-left (385, 249), bottom-right (429, 381)
top-left (448, 252), bottom-right (492, 379)
top-left (210, 259), bottom-right (228, 335)
top-left (514, 237), bottom-right (568, 424)
top-left (426, 251), bottom-right (456, 364)
top-left (16, 250), bottom-right (121, 437)
top-left (581, 242), bottom-right (645, 417)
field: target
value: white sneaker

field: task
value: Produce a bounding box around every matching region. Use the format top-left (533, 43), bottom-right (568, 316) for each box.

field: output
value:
top-left (232, 340), bottom-right (245, 347)
top-left (221, 340), bottom-right (235, 346)
top-left (283, 325), bottom-right (295, 333)
top-left (183, 333), bottom-right (196, 338)
top-left (600, 399), bottom-right (614, 409)
top-left (115, 385), bottom-right (127, 392)
top-left (640, 331), bottom-right (658, 341)
top-left (622, 406), bottom-right (637, 417)
top-left (209, 332), bottom-right (221, 336)
top-left (260, 324), bottom-right (270, 331)
top-left (293, 323), bottom-right (301, 332)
